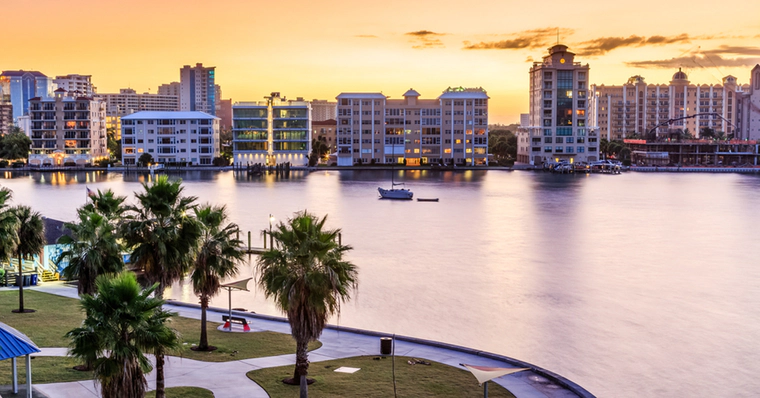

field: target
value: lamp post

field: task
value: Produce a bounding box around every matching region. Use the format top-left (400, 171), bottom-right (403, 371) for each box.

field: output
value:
top-left (269, 214), bottom-right (274, 249)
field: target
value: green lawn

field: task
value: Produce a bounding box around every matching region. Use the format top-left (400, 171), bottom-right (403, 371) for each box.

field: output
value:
top-left (0, 357), bottom-right (93, 384)
top-left (0, 290), bottom-right (320, 363)
top-left (146, 387), bottom-right (214, 398)
top-left (172, 316), bottom-right (321, 362)
top-left (247, 356), bottom-right (516, 398)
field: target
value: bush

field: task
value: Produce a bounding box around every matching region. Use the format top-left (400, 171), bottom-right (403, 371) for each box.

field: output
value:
top-left (97, 158), bottom-right (113, 167)
top-left (0, 160), bottom-right (8, 168)
top-left (63, 161), bottom-right (76, 167)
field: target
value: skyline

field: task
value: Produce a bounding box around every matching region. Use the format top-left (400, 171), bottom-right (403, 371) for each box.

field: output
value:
top-left (4, 0), bottom-right (760, 123)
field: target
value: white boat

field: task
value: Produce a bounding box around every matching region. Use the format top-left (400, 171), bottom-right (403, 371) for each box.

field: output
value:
top-left (378, 186), bottom-right (413, 200)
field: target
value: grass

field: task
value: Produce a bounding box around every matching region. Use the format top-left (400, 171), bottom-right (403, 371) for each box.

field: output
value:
top-left (171, 316), bottom-right (321, 362)
top-left (0, 356), bottom-right (93, 384)
top-left (0, 290), bottom-right (320, 363)
top-left (146, 387), bottom-right (214, 398)
top-left (0, 290), bottom-right (85, 347)
top-left (247, 356), bottom-right (517, 398)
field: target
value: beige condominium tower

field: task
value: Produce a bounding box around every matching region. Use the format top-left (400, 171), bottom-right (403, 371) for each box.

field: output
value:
top-left (517, 45), bottom-right (597, 165)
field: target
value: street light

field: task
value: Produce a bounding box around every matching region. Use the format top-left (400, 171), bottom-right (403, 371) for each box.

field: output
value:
top-left (269, 214), bottom-right (274, 249)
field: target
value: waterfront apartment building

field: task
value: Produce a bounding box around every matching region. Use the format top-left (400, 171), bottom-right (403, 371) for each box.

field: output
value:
top-left (53, 74), bottom-right (96, 97)
top-left (589, 70), bottom-right (748, 140)
top-left (232, 93), bottom-right (311, 166)
top-left (313, 119), bottom-right (337, 148)
top-left (334, 87), bottom-right (489, 166)
top-left (0, 70), bottom-right (55, 122)
top-left (310, 100), bottom-right (336, 122)
top-left (120, 111), bottom-right (220, 166)
top-left (98, 89), bottom-right (180, 133)
top-left (516, 45), bottom-right (596, 165)
top-left (180, 63), bottom-right (216, 115)
top-left (28, 89), bottom-right (107, 166)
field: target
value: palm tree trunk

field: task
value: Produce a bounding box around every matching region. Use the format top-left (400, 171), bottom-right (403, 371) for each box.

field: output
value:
top-left (155, 349), bottom-right (166, 398)
top-left (155, 283), bottom-right (166, 398)
top-left (199, 296), bottom-right (208, 350)
top-left (17, 254), bottom-right (24, 312)
top-left (293, 338), bottom-right (309, 382)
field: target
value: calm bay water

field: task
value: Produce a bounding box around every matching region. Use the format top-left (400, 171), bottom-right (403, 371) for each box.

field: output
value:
top-left (2, 169), bottom-right (758, 397)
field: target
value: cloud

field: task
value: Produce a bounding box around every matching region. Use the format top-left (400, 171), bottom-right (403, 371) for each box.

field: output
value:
top-left (703, 45), bottom-right (760, 56)
top-left (463, 27), bottom-right (574, 50)
top-left (355, 34), bottom-right (378, 38)
top-left (577, 34), bottom-right (691, 56)
top-left (405, 30), bottom-right (446, 49)
top-left (626, 53), bottom-right (760, 69)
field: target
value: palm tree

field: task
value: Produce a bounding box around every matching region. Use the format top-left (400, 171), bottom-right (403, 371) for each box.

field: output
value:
top-left (67, 272), bottom-right (180, 398)
top-left (81, 189), bottom-right (127, 220)
top-left (190, 205), bottom-right (244, 351)
top-left (257, 211), bottom-right (358, 386)
top-left (57, 211), bottom-right (124, 295)
top-left (11, 205), bottom-right (45, 313)
top-left (0, 188), bottom-right (18, 283)
top-left (121, 175), bottom-right (201, 398)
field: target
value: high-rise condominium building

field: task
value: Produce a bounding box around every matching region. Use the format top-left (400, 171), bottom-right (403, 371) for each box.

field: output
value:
top-left (334, 87), bottom-right (489, 167)
top-left (216, 99), bottom-right (233, 131)
top-left (98, 88), bottom-right (180, 133)
top-left (232, 93), bottom-right (311, 166)
top-left (28, 89), bottom-right (107, 166)
top-left (158, 82), bottom-right (181, 98)
top-left (738, 65), bottom-right (760, 140)
top-left (0, 104), bottom-right (12, 135)
top-left (516, 45), bottom-right (596, 165)
top-left (53, 74), bottom-right (96, 97)
top-left (0, 70), bottom-right (55, 122)
top-left (120, 111), bottom-right (220, 166)
top-left (310, 100), bottom-right (337, 122)
top-left (589, 70), bottom-right (748, 140)
top-left (180, 63), bottom-right (216, 115)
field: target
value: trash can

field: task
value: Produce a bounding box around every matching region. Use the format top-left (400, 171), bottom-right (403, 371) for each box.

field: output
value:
top-left (23, 274), bottom-right (30, 286)
top-left (15, 275), bottom-right (22, 287)
top-left (380, 337), bottom-right (393, 355)
top-left (31, 274), bottom-right (38, 286)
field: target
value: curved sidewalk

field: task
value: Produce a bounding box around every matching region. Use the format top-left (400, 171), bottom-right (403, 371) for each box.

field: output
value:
top-left (26, 283), bottom-right (594, 398)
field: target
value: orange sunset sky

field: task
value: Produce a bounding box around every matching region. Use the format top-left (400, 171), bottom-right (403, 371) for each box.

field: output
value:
top-left (4, 0), bottom-right (760, 123)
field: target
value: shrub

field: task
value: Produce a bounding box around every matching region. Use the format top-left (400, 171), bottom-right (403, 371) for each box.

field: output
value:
top-left (0, 160), bottom-right (8, 168)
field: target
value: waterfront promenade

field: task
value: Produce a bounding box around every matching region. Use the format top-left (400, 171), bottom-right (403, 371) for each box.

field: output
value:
top-left (7, 283), bottom-right (592, 398)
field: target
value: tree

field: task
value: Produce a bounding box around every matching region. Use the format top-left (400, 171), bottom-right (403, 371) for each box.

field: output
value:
top-left (700, 127), bottom-right (716, 139)
top-left (219, 128), bottom-right (233, 159)
top-left (80, 189), bottom-right (127, 220)
top-left (0, 188), bottom-right (18, 285)
top-left (57, 211), bottom-right (124, 296)
top-left (190, 205), bottom-right (244, 351)
top-left (121, 175), bottom-right (201, 398)
top-left (310, 139), bottom-right (329, 167)
top-left (107, 127), bottom-right (122, 161)
top-left (10, 205), bottom-right (45, 313)
top-left (66, 272), bottom-right (180, 398)
top-left (138, 153), bottom-right (153, 166)
top-left (257, 211), bottom-right (358, 388)
top-left (0, 130), bottom-right (32, 160)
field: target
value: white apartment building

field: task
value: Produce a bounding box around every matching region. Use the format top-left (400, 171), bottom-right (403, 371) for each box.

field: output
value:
top-left (180, 64), bottom-right (216, 115)
top-left (517, 45), bottom-right (598, 165)
top-left (28, 89), bottom-right (107, 166)
top-left (739, 65), bottom-right (760, 140)
top-left (232, 93), bottom-right (311, 166)
top-left (158, 82), bottom-right (181, 98)
top-left (120, 111), bottom-right (220, 166)
top-left (53, 74), bottom-right (96, 97)
top-left (589, 70), bottom-right (748, 140)
top-left (334, 87), bottom-right (489, 166)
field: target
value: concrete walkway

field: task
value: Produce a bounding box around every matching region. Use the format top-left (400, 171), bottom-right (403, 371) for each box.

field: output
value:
top-left (12, 283), bottom-right (592, 398)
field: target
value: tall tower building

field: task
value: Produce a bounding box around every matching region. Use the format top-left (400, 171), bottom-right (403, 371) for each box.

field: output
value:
top-left (179, 63), bottom-right (216, 115)
top-left (0, 70), bottom-right (55, 122)
top-left (517, 45), bottom-right (597, 165)
top-left (53, 74), bottom-right (96, 96)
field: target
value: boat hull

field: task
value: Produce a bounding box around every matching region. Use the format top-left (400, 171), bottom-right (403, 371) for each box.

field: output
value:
top-left (378, 187), bottom-right (413, 200)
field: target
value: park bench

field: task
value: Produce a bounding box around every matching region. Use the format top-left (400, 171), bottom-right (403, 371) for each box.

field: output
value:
top-left (222, 315), bottom-right (251, 332)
